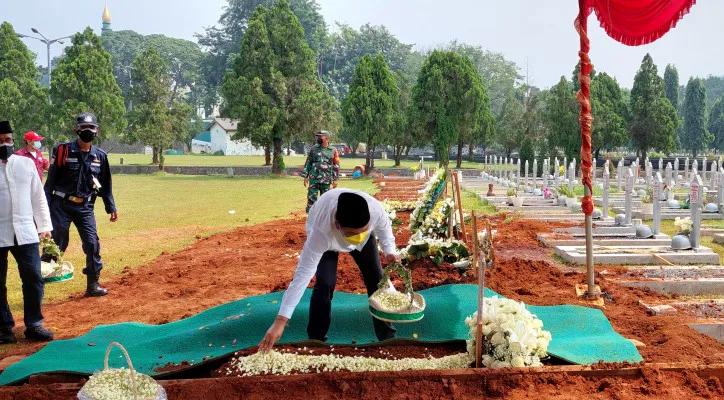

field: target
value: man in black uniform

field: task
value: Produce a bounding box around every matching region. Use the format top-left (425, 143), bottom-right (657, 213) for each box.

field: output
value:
top-left (44, 112), bottom-right (118, 297)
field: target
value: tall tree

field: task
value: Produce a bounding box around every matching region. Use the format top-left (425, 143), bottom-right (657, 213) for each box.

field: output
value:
top-left (197, 0), bottom-right (327, 112)
top-left (222, 1), bottom-right (331, 173)
top-left (681, 77), bottom-right (712, 157)
top-left (388, 70), bottom-right (416, 166)
top-left (49, 27), bottom-right (127, 142)
top-left (702, 75), bottom-right (724, 112)
top-left (443, 41), bottom-right (521, 116)
top-left (0, 22), bottom-right (47, 142)
top-left (320, 23), bottom-right (415, 100)
top-left (126, 47), bottom-right (192, 165)
top-left (342, 54), bottom-right (398, 171)
top-left (411, 50), bottom-right (488, 167)
top-left (544, 76), bottom-right (580, 160)
top-left (709, 98), bottom-right (724, 152)
top-left (628, 54), bottom-right (678, 159)
top-left (664, 64), bottom-right (680, 110)
top-left (494, 92), bottom-right (524, 157)
top-left (590, 73), bottom-right (628, 159)
top-left (103, 31), bottom-right (205, 110)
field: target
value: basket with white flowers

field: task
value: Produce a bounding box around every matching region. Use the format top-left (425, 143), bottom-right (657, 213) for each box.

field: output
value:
top-left (369, 262), bottom-right (425, 323)
top-left (78, 342), bottom-right (167, 400)
top-left (40, 237), bottom-right (73, 283)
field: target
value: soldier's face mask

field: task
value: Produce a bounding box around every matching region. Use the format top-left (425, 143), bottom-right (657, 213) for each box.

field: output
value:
top-left (316, 137), bottom-right (324, 145)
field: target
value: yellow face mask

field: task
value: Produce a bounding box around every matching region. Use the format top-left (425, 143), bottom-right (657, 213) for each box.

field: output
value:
top-left (344, 231), bottom-right (369, 246)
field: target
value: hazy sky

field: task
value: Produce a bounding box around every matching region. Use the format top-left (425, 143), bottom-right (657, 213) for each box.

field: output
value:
top-left (4, 0), bottom-right (722, 89)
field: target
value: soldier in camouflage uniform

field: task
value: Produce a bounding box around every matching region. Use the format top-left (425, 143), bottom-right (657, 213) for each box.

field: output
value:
top-left (302, 131), bottom-right (340, 212)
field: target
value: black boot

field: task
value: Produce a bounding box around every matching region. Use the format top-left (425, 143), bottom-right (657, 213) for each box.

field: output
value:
top-left (24, 325), bottom-right (54, 341)
top-left (0, 328), bottom-right (17, 344)
top-left (86, 276), bottom-right (108, 297)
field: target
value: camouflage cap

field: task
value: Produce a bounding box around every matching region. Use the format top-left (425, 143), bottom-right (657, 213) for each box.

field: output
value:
top-left (315, 130), bottom-right (330, 136)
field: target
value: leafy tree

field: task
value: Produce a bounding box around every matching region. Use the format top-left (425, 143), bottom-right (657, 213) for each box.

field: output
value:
top-left (518, 136), bottom-right (535, 174)
top-left (184, 114), bottom-right (206, 152)
top-left (441, 41), bottom-right (521, 116)
top-left (388, 70), bottom-right (416, 166)
top-left (709, 98), bottom-right (724, 152)
top-left (342, 54), bottom-right (398, 171)
top-left (411, 50), bottom-right (488, 167)
top-left (664, 64), bottom-right (680, 110)
top-left (49, 27), bottom-right (127, 142)
top-left (222, 1), bottom-right (331, 173)
top-left (628, 54), bottom-right (678, 159)
top-left (197, 0), bottom-right (327, 112)
top-left (681, 77), bottom-right (712, 157)
top-left (102, 31), bottom-right (204, 109)
top-left (319, 23), bottom-right (415, 100)
top-left (494, 92), bottom-right (524, 157)
top-left (126, 47), bottom-right (192, 165)
top-left (590, 73), bottom-right (627, 158)
top-left (544, 77), bottom-right (580, 160)
top-left (0, 22), bottom-right (47, 142)
top-left (702, 75), bottom-right (724, 112)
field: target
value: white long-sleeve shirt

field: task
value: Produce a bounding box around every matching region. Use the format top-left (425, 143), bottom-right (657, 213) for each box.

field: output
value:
top-left (0, 155), bottom-right (52, 247)
top-left (278, 189), bottom-right (397, 319)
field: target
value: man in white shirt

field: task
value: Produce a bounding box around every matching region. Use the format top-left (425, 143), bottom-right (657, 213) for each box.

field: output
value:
top-left (0, 121), bottom-right (54, 344)
top-left (258, 189), bottom-right (401, 352)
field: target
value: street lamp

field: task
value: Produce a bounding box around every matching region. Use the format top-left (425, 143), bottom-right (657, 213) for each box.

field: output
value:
top-left (17, 28), bottom-right (72, 90)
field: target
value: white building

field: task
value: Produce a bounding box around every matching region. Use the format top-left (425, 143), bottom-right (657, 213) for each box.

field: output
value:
top-left (190, 118), bottom-right (265, 156)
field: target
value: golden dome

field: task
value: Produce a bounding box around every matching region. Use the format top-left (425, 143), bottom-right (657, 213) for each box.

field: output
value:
top-left (102, 4), bottom-right (111, 23)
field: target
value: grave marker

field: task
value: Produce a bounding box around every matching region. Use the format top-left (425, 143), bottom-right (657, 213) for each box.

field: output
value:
top-left (602, 163), bottom-right (610, 218)
top-left (625, 168), bottom-right (633, 226)
top-left (691, 175), bottom-right (703, 249)
top-left (653, 173), bottom-right (662, 235)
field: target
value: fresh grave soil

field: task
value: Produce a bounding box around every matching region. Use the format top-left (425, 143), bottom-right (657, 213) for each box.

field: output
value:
top-left (4, 179), bottom-right (724, 398)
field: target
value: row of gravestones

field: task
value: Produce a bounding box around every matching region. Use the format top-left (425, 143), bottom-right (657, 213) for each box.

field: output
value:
top-left (483, 156), bottom-right (707, 249)
top-left (483, 155), bottom-right (724, 209)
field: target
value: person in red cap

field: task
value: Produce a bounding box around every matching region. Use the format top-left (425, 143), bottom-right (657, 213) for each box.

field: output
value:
top-left (15, 132), bottom-right (49, 182)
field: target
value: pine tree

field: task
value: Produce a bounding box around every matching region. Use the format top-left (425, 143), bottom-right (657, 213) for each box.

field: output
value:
top-left (590, 73), bottom-right (627, 159)
top-left (494, 92), bottom-right (525, 157)
top-left (342, 54), bottom-right (398, 171)
top-left (544, 76), bottom-right (580, 160)
top-left (664, 64), bottom-right (680, 110)
top-left (222, 1), bottom-right (333, 173)
top-left (127, 47), bottom-right (192, 166)
top-left (50, 27), bottom-right (127, 141)
top-left (0, 22), bottom-right (47, 142)
top-left (681, 77), bottom-right (712, 157)
top-left (709, 98), bottom-right (724, 152)
top-left (411, 50), bottom-right (488, 167)
top-left (628, 54), bottom-right (678, 159)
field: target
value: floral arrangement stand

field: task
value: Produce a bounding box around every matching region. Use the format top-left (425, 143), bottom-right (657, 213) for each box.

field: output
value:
top-left (78, 342), bottom-right (167, 400)
top-left (369, 263), bottom-right (425, 323)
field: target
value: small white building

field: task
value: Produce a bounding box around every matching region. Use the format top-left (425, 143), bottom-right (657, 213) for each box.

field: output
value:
top-left (190, 118), bottom-right (265, 156)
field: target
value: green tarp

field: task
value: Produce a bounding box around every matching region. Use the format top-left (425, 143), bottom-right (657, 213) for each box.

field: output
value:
top-left (0, 285), bottom-right (641, 385)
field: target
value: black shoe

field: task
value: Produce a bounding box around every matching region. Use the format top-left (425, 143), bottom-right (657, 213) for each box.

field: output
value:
top-left (86, 282), bottom-right (108, 297)
top-left (24, 325), bottom-right (53, 342)
top-left (0, 329), bottom-right (17, 344)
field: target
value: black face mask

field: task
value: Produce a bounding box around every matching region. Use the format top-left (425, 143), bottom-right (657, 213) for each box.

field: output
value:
top-left (0, 144), bottom-right (14, 161)
top-left (78, 130), bottom-right (96, 143)
top-left (316, 138), bottom-right (324, 145)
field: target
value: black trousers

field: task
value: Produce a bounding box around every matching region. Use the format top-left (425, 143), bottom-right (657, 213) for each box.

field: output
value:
top-left (307, 234), bottom-right (396, 342)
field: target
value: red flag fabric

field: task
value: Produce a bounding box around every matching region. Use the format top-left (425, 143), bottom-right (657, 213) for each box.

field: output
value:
top-left (583, 0), bottom-right (696, 46)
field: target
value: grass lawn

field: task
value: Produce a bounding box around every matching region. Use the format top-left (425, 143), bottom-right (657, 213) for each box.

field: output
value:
top-left (106, 153), bottom-right (491, 170)
top-left (4, 174), bottom-right (377, 316)
top-left (652, 219), bottom-right (724, 265)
